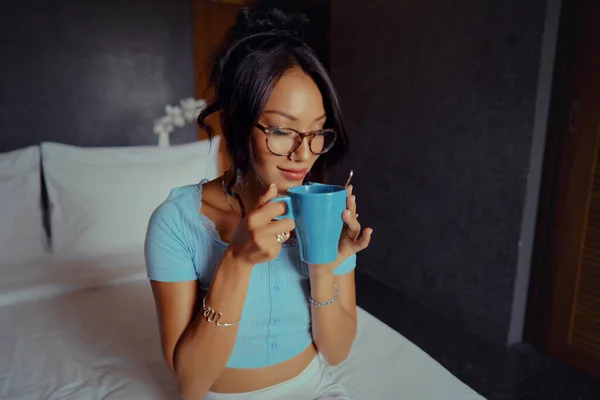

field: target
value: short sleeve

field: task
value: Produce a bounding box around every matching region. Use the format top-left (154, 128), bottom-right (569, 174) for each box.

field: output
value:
top-left (144, 200), bottom-right (198, 282)
top-left (333, 254), bottom-right (356, 276)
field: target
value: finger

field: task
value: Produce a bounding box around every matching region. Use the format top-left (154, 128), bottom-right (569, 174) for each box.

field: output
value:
top-left (257, 201), bottom-right (288, 220)
top-left (256, 183), bottom-right (279, 209)
top-left (247, 200), bottom-right (286, 228)
top-left (353, 227), bottom-right (373, 252)
top-left (267, 218), bottom-right (296, 235)
top-left (347, 194), bottom-right (357, 216)
top-left (346, 186), bottom-right (354, 213)
top-left (346, 185), bottom-right (356, 216)
top-left (342, 210), bottom-right (361, 240)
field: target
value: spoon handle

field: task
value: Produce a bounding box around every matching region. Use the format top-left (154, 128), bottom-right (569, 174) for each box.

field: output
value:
top-left (344, 169), bottom-right (354, 187)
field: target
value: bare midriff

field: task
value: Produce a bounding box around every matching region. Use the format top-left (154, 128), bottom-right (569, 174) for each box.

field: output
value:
top-left (209, 343), bottom-right (318, 393)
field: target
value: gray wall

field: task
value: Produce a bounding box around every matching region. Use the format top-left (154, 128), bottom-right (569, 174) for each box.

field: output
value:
top-left (0, 0), bottom-right (196, 152)
top-left (331, 0), bottom-right (548, 344)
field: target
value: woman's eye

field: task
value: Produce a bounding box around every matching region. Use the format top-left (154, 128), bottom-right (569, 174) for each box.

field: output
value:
top-left (273, 128), bottom-right (290, 136)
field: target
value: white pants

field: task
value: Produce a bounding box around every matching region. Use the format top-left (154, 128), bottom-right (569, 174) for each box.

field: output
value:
top-left (203, 356), bottom-right (350, 400)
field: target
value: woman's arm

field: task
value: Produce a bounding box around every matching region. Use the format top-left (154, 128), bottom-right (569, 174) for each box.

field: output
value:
top-left (149, 184), bottom-right (294, 400)
top-left (151, 250), bottom-right (253, 400)
top-left (309, 184), bottom-right (371, 365)
top-left (308, 268), bottom-right (357, 366)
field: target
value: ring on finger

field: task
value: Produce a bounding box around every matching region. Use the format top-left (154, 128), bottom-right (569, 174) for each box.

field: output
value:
top-left (355, 213), bottom-right (359, 219)
top-left (276, 232), bottom-right (289, 244)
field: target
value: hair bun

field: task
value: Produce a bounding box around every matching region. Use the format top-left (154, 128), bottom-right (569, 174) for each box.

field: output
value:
top-left (208, 5), bottom-right (313, 93)
top-left (230, 6), bottom-right (309, 41)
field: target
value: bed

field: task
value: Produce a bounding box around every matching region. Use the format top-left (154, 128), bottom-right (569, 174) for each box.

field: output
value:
top-left (0, 253), bottom-right (484, 400)
top-left (0, 131), bottom-right (485, 399)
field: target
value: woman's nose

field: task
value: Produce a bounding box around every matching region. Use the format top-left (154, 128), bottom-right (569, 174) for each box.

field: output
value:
top-left (292, 137), bottom-right (311, 162)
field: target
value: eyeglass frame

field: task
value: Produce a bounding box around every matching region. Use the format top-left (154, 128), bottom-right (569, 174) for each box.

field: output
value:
top-left (255, 123), bottom-right (338, 157)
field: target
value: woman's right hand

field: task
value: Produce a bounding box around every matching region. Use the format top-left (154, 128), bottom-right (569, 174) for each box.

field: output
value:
top-left (227, 184), bottom-right (295, 266)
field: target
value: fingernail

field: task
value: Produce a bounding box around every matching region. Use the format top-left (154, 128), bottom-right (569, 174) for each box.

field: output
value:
top-left (345, 210), bottom-right (351, 216)
top-left (270, 183), bottom-right (276, 188)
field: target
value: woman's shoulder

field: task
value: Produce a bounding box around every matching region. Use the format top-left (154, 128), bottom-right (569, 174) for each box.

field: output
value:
top-left (198, 177), bottom-right (227, 211)
top-left (147, 178), bottom-right (228, 248)
top-left (150, 181), bottom-right (204, 223)
top-left (145, 181), bottom-right (213, 283)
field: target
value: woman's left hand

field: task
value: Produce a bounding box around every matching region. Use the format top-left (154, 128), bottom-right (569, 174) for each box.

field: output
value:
top-left (338, 185), bottom-right (373, 260)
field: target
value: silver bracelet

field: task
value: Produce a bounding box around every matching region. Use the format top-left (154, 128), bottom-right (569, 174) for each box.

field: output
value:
top-left (308, 284), bottom-right (339, 307)
top-left (202, 297), bottom-right (241, 328)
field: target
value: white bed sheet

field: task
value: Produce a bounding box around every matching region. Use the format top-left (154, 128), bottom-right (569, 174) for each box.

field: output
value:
top-left (0, 252), bottom-right (147, 307)
top-left (0, 255), bottom-right (485, 400)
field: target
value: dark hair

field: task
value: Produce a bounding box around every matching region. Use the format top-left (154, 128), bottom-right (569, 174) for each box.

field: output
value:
top-left (198, 5), bottom-right (349, 205)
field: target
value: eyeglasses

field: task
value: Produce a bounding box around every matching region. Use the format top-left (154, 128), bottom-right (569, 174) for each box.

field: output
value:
top-left (256, 123), bottom-right (337, 156)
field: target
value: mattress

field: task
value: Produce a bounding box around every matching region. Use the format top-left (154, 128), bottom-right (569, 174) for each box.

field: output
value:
top-left (0, 254), bottom-right (485, 399)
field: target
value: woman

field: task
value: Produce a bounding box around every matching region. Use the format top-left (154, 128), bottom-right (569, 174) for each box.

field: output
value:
top-left (145, 5), bottom-right (372, 400)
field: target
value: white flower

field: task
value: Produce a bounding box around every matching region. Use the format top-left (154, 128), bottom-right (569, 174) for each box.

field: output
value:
top-left (153, 123), bottom-right (173, 135)
top-left (165, 105), bottom-right (185, 127)
top-left (180, 97), bottom-right (198, 122)
top-left (180, 97), bottom-right (207, 122)
top-left (153, 98), bottom-right (207, 139)
top-left (153, 115), bottom-right (174, 135)
top-left (195, 98), bottom-right (207, 110)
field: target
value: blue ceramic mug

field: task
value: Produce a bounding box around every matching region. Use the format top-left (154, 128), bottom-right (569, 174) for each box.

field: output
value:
top-left (271, 183), bottom-right (347, 264)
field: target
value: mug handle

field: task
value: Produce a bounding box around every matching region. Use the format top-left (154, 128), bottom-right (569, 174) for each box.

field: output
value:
top-left (269, 196), bottom-right (294, 220)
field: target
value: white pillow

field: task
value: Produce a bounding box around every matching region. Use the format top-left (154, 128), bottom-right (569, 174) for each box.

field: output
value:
top-left (0, 146), bottom-right (47, 264)
top-left (41, 138), bottom-right (220, 257)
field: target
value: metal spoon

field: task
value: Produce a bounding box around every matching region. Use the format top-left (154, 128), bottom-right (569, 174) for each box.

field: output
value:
top-left (344, 169), bottom-right (354, 187)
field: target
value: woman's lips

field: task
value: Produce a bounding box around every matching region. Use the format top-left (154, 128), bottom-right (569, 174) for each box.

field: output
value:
top-left (278, 167), bottom-right (307, 181)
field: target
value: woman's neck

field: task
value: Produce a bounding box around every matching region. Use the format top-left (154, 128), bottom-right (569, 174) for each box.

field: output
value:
top-left (227, 171), bottom-right (265, 214)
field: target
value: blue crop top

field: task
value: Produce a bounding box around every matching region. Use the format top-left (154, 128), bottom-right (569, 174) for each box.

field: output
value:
top-left (144, 180), bottom-right (356, 369)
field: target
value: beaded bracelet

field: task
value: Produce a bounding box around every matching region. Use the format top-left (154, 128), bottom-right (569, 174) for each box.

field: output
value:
top-left (202, 297), bottom-right (241, 328)
top-left (308, 284), bottom-right (339, 307)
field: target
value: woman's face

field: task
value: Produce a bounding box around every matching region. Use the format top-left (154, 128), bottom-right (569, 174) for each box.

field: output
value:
top-left (251, 67), bottom-right (326, 191)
